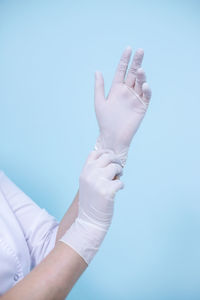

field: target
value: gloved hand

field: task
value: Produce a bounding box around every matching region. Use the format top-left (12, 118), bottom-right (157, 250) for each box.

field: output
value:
top-left (59, 149), bottom-right (124, 265)
top-left (94, 46), bottom-right (152, 167)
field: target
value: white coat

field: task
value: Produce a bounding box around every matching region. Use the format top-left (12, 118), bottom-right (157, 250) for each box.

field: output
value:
top-left (0, 170), bottom-right (59, 295)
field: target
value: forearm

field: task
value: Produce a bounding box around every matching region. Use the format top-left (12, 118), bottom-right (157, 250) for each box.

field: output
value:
top-left (2, 242), bottom-right (87, 300)
top-left (56, 191), bottom-right (79, 242)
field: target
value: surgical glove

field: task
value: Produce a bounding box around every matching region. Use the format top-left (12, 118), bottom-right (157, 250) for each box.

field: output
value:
top-left (94, 46), bottom-right (152, 167)
top-left (59, 149), bottom-right (124, 265)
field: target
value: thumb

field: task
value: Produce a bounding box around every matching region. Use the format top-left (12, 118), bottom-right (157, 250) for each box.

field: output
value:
top-left (94, 71), bottom-right (105, 107)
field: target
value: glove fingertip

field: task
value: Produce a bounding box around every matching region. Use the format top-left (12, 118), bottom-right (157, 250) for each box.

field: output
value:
top-left (142, 83), bottom-right (152, 100)
top-left (95, 70), bottom-right (103, 80)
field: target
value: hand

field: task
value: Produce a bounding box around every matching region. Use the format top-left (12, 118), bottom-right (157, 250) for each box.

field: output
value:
top-left (78, 149), bottom-right (123, 230)
top-left (59, 149), bottom-right (124, 264)
top-left (94, 46), bottom-right (152, 167)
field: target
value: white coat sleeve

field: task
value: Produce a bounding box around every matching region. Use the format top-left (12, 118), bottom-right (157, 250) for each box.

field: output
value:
top-left (0, 171), bottom-right (59, 269)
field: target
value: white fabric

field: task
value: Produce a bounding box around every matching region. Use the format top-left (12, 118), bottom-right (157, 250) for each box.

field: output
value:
top-left (0, 170), bottom-right (59, 295)
top-left (94, 47), bottom-right (152, 167)
top-left (59, 149), bottom-right (123, 265)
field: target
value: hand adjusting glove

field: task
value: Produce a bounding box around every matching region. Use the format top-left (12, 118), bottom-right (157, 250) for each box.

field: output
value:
top-left (59, 149), bottom-right (124, 265)
top-left (94, 46), bottom-right (152, 167)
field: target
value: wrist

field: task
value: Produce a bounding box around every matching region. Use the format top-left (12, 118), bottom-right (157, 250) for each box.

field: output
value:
top-left (59, 217), bottom-right (107, 265)
top-left (94, 134), bottom-right (129, 167)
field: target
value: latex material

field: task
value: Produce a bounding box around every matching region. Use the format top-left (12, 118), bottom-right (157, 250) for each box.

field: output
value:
top-left (94, 47), bottom-right (152, 167)
top-left (59, 149), bottom-right (123, 265)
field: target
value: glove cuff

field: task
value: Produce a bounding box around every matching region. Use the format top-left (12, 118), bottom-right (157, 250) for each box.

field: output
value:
top-left (94, 135), bottom-right (129, 168)
top-left (59, 217), bottom-right (107, 265)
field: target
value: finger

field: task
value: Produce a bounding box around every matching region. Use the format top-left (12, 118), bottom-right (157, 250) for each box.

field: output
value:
top-left (109, 180), bottom-right (124, 199)
top-left (142, 82), bottom-right (152, 103)
top-left (96, 152), bottom-right (121, 168)
top-left (103, 163), bottom-right (123, 180)
top-left (134, 68), bottom-right (146, 96)
top-left (94, 71), bottom-right (105, 108)
top-left (112, 46), bottom-right (132, 85)
top-left (125, 48), bottom-right (144, 87)
top-left (86, 150), bottom-right (102, 163)
top-left (86, 149), bottom-right (111, 163)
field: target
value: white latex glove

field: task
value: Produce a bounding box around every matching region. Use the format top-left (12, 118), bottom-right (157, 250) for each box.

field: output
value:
top-left (94, 46), bottom-right (152, 167)
top-left (59, 149), bottom-right (124, 265)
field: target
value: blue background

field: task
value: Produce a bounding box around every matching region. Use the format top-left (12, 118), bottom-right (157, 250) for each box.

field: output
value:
top-left (0, 0), bottom-right (200, 299)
